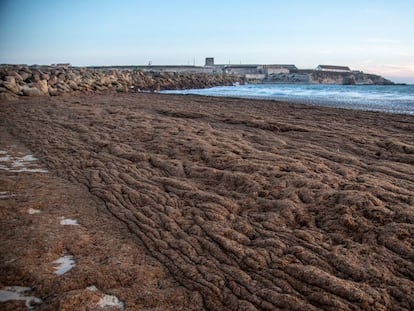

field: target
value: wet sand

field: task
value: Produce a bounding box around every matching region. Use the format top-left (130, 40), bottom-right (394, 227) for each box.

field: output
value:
top-left (1, 92), bottom-right (414, 310)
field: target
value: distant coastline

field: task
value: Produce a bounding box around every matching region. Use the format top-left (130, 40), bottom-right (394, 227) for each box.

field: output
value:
top-left (0, 59), bottom-right (397, 101)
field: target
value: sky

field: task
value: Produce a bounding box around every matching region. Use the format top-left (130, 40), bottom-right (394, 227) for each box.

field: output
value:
top-left (1, 0), bottom-right (413, 83)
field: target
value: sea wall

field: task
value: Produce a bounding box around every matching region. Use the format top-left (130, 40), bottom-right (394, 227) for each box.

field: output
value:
top-left (0, 65), bottom-right (243, 101)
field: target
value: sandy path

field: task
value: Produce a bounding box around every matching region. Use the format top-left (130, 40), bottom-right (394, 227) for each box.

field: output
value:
top-left (1, 92), bottom-right (414, 310)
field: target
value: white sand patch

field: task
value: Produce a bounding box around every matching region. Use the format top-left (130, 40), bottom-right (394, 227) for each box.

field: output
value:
top-left (0, 286), bottom-right (42, 310)
top-left (28, 208), bottom-right (41, 214)
top-left (60, 217), bottom-right (79, 226)
top-left (0, 150), bottom-right (7, 154)
top-left (52, 255), bottom-right (75, 275)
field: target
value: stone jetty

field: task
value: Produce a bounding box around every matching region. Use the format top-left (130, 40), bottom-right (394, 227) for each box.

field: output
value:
top-left (0, 65), bottom-right (242, 101)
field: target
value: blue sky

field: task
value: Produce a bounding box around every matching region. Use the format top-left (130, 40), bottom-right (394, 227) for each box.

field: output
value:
top-left (1, 0), bottom-right (413, 82)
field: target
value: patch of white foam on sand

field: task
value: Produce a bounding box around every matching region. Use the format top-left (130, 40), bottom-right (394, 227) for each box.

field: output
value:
top-left (27, 208), bottom-right (41, 214)
top-left (98, 294), bottom-right (125, 310)
top-left (60, 217), bottom-right (79, 226)
top-left (87, 286), bottom-right (124, 310)
top-left (52, 255), bottom-right (75, 275)
top-left (0, 191), bottom-right (9, 199)
top-left (0, 152), bottom-right (48, 173)
top-left (0, 286), bottom-right (42, 309)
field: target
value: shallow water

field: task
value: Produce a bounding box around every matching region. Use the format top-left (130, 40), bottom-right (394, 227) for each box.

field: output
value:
top-left (162, 83), bottom-right (414, 115)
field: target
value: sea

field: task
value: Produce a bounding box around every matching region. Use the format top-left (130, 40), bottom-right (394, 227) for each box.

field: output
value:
top-left (162, 84), bottom-right (414, 115)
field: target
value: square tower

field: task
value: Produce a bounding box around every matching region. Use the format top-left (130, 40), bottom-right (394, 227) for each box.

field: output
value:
top-left (205, 57), bottom-right (214, 66)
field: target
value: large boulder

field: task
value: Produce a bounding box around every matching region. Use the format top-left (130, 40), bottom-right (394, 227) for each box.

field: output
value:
top-left (35, 80), bottom-right (49, 94)
top-left (21, 86), bottom-right (44, 97)
top-left (40, 72), bottom-right (50, 80)
top-left (48, 75), bottom-right (58, 85)
top-left (56, 82), bottom-right (71, 92)
top-left (18, 70), bottom-right (32, 82)
top-left (31, 72), bottom-right (41, 82)
top-left (68, 80), bottom-right (78, 90)
top-left (0, 90), bottom-right (18, 101)
top-left (7, 71), bottom-right (24, 82)
top-left (48, 85), bottom-right (59, 96)
top-left (3, 76), bottom-right (20, 94)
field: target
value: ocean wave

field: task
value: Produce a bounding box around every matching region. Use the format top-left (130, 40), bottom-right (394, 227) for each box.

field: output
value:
top-left (162, 84), bottom-right (414, 115)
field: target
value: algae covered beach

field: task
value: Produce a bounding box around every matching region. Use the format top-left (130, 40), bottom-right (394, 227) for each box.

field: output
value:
top-left (1, 92), bottom-right (413, 310)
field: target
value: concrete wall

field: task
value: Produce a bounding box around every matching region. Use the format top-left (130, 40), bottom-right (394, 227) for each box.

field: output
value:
top-left (141, 66), bottom-right (214, 74)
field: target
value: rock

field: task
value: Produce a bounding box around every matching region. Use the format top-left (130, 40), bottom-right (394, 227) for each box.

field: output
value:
top-left (3, 76), bottom-right (20, 94)
top-left (32, 73), bottom-right (41, 82)
top-left (0, 65), bottom-right (243, 97)
top-left (93, 84), bottom-right (107, 91)
top-left (116, 85), bottom-right (129, 92)
top-left (21, 86), bottom-right (44, 97)
top-left (56, 82), bottom-right (71, 92)
top-left (0, 90), bottom-right (19, 101)
top-left (68, 80), bottom-right (78, 90)
top-left (18, 71), bottom-right (32, 81)
top-left (8, 71), bottom-right (24, 82)
top-left (47, 76), bottom-right (58, 86)
top-left (48, 85), bottom-right (59, 96)
top-left (40, 73), bottom-right (50, 80)
top-left (35, 80), bottom-right (49, 94)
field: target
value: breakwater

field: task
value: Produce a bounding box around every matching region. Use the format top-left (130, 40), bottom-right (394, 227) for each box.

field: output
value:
top-left (0, 65), bottom-right (242, 100)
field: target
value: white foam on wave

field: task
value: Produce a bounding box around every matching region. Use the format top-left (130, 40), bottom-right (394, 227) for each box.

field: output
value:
top-left (162, 84), bottom-right (414, 115)
top-left (0, 286), bottom-right (42, 309)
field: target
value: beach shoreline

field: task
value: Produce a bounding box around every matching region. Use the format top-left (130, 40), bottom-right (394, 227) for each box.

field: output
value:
top-left (1, 92), bottom-right (413, 310)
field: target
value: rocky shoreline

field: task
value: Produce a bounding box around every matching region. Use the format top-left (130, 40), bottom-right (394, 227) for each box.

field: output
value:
top-left (0, 65), bottom-right (243, 101)
top-left (264, 70), bottom-right (395, 85)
